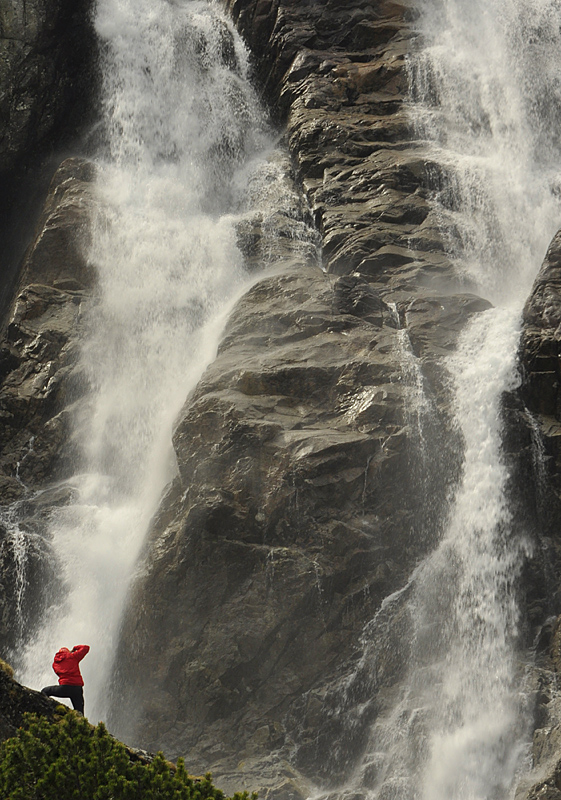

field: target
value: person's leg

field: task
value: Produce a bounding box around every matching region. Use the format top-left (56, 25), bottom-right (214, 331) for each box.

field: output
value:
top-left (42, 684), bottom-right (84, 713)
top-left (67, 686), bottom-right (84, 714)
top-left (42, 685), bottom-right (70, 699)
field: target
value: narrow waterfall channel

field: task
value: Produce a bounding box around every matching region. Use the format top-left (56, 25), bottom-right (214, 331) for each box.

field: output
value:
top-left (16, 0), bottom-right (277, 722)
top-left (332, 1), bottom-right (561, 800)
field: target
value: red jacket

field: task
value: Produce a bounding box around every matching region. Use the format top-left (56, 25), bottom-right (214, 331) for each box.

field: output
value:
top-left (52, 645), bottom-right (90, 686)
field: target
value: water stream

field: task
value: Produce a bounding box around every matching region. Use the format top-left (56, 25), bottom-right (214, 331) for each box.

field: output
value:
top-left (333, 1), bottom-right (561, 798)
top-left (15, 0), bottom-right (279, 722)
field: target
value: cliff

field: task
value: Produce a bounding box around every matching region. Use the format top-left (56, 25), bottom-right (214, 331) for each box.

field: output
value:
top-left (106, 1), bottom-right (500, 797)
top-left (517, 230), bottom-right (561, 800)
top-left (0, 1), bottom-right (559, 799)
top-left (0, 157), bottom-right (95, 651)
top-left (0, 0), bottom-right (96, 316)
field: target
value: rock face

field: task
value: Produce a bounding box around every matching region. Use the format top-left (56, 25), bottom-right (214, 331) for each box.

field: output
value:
top-left (1, 1), bottom-right (556, 798)
top-left (0, 0), bottom-right (95, 177)
top-left (519, 230), bottom-right (561, 605)
top-left (0, 661), bottom-right (58, 742)
top-left (109, 1), bottom-right (497, 796)
top-left (227, 0), bottom-right (453, 294)
top-left (521, 229), bottom-right (561, 489)
top-left (518, 230), bottom-right (561, 800)
top-left (0, 157), bottom-right (95, 654)
top-left (0, 0), bottom-right (96, 317)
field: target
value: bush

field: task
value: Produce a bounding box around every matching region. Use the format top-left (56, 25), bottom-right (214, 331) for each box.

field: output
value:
top-left (0, 659), bottom-right (14, 679)
top-left (0, 712), bottom-right (257, 800)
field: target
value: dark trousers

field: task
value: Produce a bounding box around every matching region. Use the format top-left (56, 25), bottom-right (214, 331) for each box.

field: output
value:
top-left (41, 684), bottom-right (84, 714)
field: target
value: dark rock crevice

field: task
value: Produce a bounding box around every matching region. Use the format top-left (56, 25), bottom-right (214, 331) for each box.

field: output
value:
top-left (0, 0), bottom-right (97, 177)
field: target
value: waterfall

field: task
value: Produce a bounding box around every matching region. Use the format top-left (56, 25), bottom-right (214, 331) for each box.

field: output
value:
top-left (330, 1), bottom-right (561, 799)
top-left (16, 0), bottom-right (275, 721)
top-left (389, 303), bottom-right (436, 462)
top-left (4, 0), bottom-right (561, 790)
top-left (411, 310), bottom-right (529, 800)
top-left (411, 0), bottom-right (561, 305)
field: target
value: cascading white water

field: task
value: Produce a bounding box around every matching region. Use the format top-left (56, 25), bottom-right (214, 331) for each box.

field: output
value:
top-left (16, 0), bottom-right (276, 721)
top-left (410, 4), bottom-right (561, 793)
top-left (413, 0), bottom-right (561, 305)
top-left (413, 310), bottom-right (530, 800)
top-left (394, 323), bottom-right (435, 466)
top-left (334, 2), bottom-right (561, 799)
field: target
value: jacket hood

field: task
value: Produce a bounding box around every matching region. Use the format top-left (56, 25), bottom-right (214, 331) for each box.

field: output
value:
top-left (54, 648), bottom-right (71, 661)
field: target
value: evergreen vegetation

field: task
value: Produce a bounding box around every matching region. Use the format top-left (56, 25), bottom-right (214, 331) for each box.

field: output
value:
top-left (0, 659), bottom-right (14, 678)
top-left (0, 710), bottom-right (257, 800)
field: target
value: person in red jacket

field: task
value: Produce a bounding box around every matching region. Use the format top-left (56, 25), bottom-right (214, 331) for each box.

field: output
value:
top-left (41, 645), bottom-right (90, 714)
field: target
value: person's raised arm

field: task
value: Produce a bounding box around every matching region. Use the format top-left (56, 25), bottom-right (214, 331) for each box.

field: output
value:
top-left (71, 645), bottom-right (90, 661)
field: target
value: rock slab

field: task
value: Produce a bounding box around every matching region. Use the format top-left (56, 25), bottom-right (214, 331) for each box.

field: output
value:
top-left (109, 2), bottom-right (496, 796)
top-left (0, 157), bottom-right (96, 653)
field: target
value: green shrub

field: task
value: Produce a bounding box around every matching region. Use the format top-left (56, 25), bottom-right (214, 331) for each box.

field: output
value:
top-left (0, 659), bottom-right (14, 679)
top-left (0, 712), bottom-right (257, 800)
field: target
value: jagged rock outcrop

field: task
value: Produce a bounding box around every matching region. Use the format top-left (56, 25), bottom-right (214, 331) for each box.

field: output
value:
top-left (227, 0), bottom-right (453, 297)
top-left (0, 660), bottom-right (58, 741)
top-left (0, 157), bottom-right (95, 499)
top-left (110, 1), bottom-right (497, 796)
top-left (521, 229), bottom-right (561, 488)
top-left (0, 157), bottom-right (95, 652)
top-left (519, 228), bottom-right (561, 604)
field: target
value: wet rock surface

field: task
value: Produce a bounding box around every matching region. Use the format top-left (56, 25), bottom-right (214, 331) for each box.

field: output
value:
top-left (0, 157), bottom-right (95, 653)
top-left (0, 0), bottom-right (96, 321)
top-left (519, 228), bottom-right (561, 616)
top-left (518, 231), bottom-right (561, 800)
top-left (521, 228), bottom-right (561, 494)
top-left (110, 1), bottom-right (497, 796)
top-left (0, 0), bottom-right (95, 177)
top-left (0, 157), bottom-right (94, 499)
top-left (113, 264), bottom-right (469, 797)
top-left (226, 0), bottom-right (455, 297)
